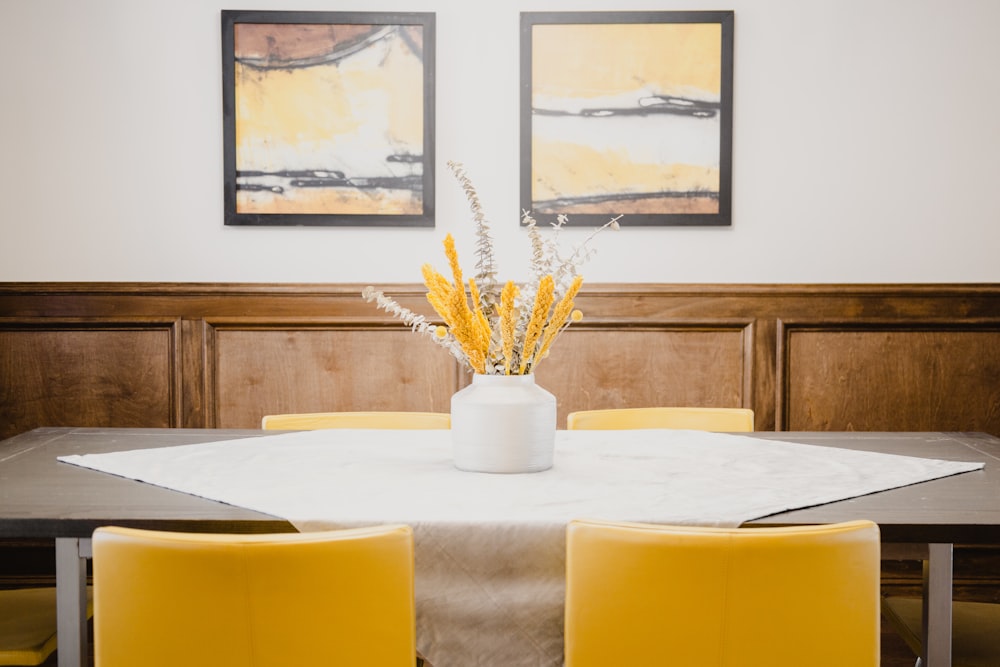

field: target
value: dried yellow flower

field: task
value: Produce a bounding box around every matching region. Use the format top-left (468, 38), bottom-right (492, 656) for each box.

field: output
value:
top-left (519, 275), bottom-right (555, 374)
top-left (364, 161), bottom-right (617, 375)
top-left (443, 234), bottom-right (463, 289)
top-left (422, 262), bottom-right (487, 374)
top-left (534, 275), bottom-right (583, 365)
top-left (467, 278), bottom-right (492, 353)
top-left (499, 280), bottom-right (520, 374)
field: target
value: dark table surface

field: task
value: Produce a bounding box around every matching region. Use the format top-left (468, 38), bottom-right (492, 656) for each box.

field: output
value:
top-left (2, 427), bottom-right (998, 544)
top-left (0, 427), bottom-right (293, 537)
top-left (742, 430), bottom-right (1000, 544)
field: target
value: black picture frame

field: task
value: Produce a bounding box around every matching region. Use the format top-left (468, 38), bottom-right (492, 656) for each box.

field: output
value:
top-left (222, 10), bottom-right (435, 227)
top-left (520, 11), bottom-right (734, 226)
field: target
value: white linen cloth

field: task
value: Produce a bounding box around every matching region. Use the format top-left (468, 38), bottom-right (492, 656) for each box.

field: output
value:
top-left (60, 429), bottom-right (982, 667)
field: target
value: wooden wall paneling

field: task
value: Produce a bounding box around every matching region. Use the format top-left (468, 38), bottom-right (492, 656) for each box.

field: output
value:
top-left (749, 317), bottom-right (777, 431)
top-left (0, 284), bottom-right (998, 437)
top-left (534, 319), bottom-right (755, 427)
top-left (777, 319), bottom-right (1000, 434)
top-left (206, 319), bottom-right (461, 429)
top-left (0, 318), bottom-right (181, 441)
top-left (0, 538), bottom-right (56, 588)
top-left (180, 317), bottom-right (209, 428)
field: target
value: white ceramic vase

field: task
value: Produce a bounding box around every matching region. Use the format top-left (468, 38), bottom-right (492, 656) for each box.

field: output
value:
top-left (450, 373), bottom-right (557, 473)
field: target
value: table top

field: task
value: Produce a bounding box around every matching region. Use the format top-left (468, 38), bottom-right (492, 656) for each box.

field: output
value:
top-left (743, 430), bottom-right (1000, 543)
top-left (0, 427), bottom-right (292, 537)
top-left (2, 427), bottom-right (999, 544)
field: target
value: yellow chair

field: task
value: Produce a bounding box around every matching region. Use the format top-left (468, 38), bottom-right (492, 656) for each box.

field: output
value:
top-left (261, 411), bottom-right (450, 430)
top-left (566, 406), bottom-right (754, 432)
top-left (92, 525), bottom-right (415, 667)
top-left (564, 518), bottom-right (880, 667)
top-left (882, 595), bottom-right (1000, 667)
top-left (0, 587), bottom-right (93, 666)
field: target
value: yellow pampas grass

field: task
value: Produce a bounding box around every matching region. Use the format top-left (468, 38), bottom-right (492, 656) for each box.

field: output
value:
top-left (499, 281), bottom-right (519, 374)
top-left (363, 161), bottom-right (618, 375)
top-left (534, 275), bottom-right (583, 365)
top-left (518, 275), bottom-right (555, 374)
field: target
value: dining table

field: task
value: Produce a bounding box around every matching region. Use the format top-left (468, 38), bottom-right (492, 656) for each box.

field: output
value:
top-left (1, 426), bottom-right (997, 667)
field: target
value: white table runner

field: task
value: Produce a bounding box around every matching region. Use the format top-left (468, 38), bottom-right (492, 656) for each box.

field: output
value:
top-left (60, 429), bottom-right (983, 666)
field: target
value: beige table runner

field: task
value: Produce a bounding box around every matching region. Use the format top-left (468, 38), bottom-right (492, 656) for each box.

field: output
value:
top-left (61, 429), bottom-right (983, 666)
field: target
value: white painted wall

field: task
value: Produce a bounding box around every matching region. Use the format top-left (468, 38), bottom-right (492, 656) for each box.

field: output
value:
top-left (2, 0), bottom-right (998, 283)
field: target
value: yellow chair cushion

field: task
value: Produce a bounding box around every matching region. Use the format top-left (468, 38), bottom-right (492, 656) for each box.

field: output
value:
top-left (566, 407), bottom-right (754, 432)
top-left (261, 411), bottom-right (450, 430)
top-left (0, 587), bottom-right (93, 666)
top-left (882, 596), bottom-right (1000, 667)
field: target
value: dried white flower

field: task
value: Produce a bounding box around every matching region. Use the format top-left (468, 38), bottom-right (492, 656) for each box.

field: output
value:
top-left (362, 286), bottom-right (470, 368)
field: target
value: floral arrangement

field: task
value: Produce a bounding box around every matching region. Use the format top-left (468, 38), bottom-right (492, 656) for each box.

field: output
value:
top-left (363, 161), bottom-right (619, 375)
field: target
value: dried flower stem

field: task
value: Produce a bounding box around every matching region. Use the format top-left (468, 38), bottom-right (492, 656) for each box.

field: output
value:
top-left (499, 281), bottom-right (519, 375)
top-left (447, 161), bottom-right (499, 305)
top-left (468, 278), bottom-right (492, 351)
top-left (521, 210), bottom-right (550, 283)
top-left (518, 275), bottom-right (555, 374)
top-left (533, 275), bottom-right (583, 369)
top-left (363, 163), bottom-right (619, 376)
top-left (361, 286), bottom-right (469, 368)
top-left (551, 215), bottom-right (623, 290)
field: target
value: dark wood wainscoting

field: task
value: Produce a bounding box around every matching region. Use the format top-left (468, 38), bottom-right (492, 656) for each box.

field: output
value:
top-left (2, 282), bottom-right (1000, 596)
top-left (3, 282), bottom-right (998, 438)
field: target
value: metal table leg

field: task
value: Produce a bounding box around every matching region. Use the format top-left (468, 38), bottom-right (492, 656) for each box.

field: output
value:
top-left (922, 543), bottom-right (953, 667)
top-left (55, 537), bottom-right (91, 667)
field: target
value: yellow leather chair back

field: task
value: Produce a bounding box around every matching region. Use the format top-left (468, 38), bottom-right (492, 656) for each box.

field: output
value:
top-left (261, 411), bottom-right (450, 430)
top-left (92, 525), bottom-right (415, 667)
top-left (565, 518), bottom-right (880, 667)
top-left (566, 406), bottom-right (754, 432)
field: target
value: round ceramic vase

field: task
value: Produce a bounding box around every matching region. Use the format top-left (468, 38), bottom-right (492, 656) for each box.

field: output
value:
top-left (450, 373), bottom-right (557, 473)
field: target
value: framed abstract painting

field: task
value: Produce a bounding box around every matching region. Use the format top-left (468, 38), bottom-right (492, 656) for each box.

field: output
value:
top-left (520, 11), bottom-right (734, 226)
top-left (222, 10), bottom-right (435, 226)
